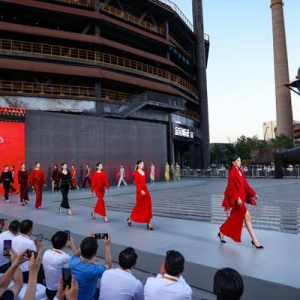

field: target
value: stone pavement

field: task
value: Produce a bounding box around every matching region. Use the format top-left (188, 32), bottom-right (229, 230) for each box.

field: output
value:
top-left (2, 177), bottom-right (300, 299)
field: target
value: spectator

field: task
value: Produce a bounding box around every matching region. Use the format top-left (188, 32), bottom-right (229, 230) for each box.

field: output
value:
top-left (69, 236), bottom-right (112, 300)
top-left (0, 220), bottom-right (20, 273)
top-left (43, 231), bottom-right (78, 300)
top-left (99, 247), bottom-right (143, 300)
top-left (12, 219), bottom-right (44, 283)
top-left (0, 219), bottom-right (8, 233)
top-left (144, 250), bottom-right (192, 300)
top-left (213, 267), bottom-right (244, 300)
top-left (0, 249), bottom-right (26, 300)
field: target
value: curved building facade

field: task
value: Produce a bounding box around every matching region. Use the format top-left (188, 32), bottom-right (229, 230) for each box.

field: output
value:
top-left (0, 0), bottom-right (210, 182)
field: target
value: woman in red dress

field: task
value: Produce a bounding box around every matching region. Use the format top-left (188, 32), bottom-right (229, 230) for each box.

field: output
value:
top-left (28, 162), bottom-right (46, 209)
top-left (82, 164), bottom-right (91, 190)
top-left (218, 154), bottom-right (263, 248)
top-left (70, 164), bottom-right (79, 190)
top-left (18, 163), bottom-right (29, 206)
top-left (127, 160), bottom-right (153, 230)
top-left (90, 162), bottom-right (110, 222)
top-left (9, 165), bottom-right (18, 194)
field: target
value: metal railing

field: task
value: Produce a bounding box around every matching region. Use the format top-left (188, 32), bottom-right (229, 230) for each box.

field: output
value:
top-left (0, 80), bottom-right (95, 98)
top-left (0, 39), bottom-right (198, 96)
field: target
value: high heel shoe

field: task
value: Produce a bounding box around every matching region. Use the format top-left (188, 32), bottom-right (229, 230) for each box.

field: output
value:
top-left (251, 241), bottom-right (264, 249)
top-left (91, 212), bottom-right (95, 219)
top-left (104, 217), bottom-right (109, 223)
top-left (147, 224), bottom-right (154, 230)
top-left (67, 209), bottom-right (73, 216)
top-left (217, 232), bottom-right (226, 243)
top-left (59, 206), bottom-right (62, 213)
top-left (127, 218), bottom-right (132, 227)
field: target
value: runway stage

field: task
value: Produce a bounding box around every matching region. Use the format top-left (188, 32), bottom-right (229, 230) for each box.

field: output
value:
top-left (1, 179), bottom-right (299, 300)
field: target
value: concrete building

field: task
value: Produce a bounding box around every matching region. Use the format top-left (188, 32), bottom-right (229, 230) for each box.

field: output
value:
top-left (0, 0), bottom-right (210, 181)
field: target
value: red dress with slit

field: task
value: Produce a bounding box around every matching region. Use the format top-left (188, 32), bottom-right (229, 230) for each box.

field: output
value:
top-left (130, 170), bottom-right (153, 223)
top-left (91, 171), bottom-right (109, 217)
top-left (220, 167), bottom-right (256, 242)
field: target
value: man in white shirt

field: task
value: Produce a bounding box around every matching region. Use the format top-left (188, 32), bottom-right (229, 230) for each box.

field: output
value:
top-left (99, 247), bottom-right (143, 300)
top-left (43, 231), bottom-right (78, 300)
top-left (0, 220), bottom-right (20, 273)
top-left (12, 219), bottom-right (43, 283)
top-left (144, 250), bottom-right (192, 300)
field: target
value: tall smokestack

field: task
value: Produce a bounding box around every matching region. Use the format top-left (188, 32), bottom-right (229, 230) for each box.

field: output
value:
top-left (270, 0), bottom-right (293, 138)
top-left (192, 0), bottom-right (210, 168)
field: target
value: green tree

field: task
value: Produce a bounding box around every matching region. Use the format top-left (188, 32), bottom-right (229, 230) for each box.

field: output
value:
top-left (269, 134), bottom-right (294, 149)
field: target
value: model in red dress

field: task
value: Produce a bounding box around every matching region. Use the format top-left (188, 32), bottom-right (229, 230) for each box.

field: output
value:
top-left (127, 160), bottom-right (153, 230)
top-left (218, 154), bottom-right (263, 248)
top-left (28, 162), bottom-right (46, 209)
top-left (9, 165), bottom-right (18, 194)
top-left (82, 164), bottom-right (91, 190)
top-left (18, 163), bottom-right (29, 205)
top-left (90, 163), bottom-right (110, 222)
top-left (70, 164), bottom-right (79, 190)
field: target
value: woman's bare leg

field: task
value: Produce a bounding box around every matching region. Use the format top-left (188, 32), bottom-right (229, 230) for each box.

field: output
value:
top-left (244, 211), bottom-right (261, 246)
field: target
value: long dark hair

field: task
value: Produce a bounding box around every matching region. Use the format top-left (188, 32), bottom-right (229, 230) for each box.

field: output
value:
top-left (229, 154), bottom-right (240, 171)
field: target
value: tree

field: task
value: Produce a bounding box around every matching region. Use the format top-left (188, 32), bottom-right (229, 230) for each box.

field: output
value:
top-left (269, 134), bottom-right (294, 149)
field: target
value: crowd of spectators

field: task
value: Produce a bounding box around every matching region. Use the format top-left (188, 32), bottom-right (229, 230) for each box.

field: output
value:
top-left (0, 218), bottom-right (245, 300)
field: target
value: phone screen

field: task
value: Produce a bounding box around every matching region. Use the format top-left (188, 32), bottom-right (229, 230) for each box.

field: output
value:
top-left (62, 268), bottom-right (72, 289)
top-left (95, 233), bottom-right (108, 239)
top-left (36, 234), bottom-right (43, 242)
top-left (64, 230), bottom-right (70, 240)
top-left (3, 240), bottom-right (12, 257)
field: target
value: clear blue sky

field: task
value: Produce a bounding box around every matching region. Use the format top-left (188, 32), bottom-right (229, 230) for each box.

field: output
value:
top-left (171, 0), bottom-right (299, 143)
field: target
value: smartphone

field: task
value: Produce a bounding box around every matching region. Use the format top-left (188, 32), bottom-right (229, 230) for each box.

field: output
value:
top-left (94, 233), bottom-right (108, 239)
top-left (64, 230), bottom-right (70, 241)
top-left (26, 249), bottom-right (38, 259)
top-left (3, 240), bottom-right (12, 257)
top-left (35, 234), bottom-right (43, 242)
top-left (62, 268), bottom-right (72, 289)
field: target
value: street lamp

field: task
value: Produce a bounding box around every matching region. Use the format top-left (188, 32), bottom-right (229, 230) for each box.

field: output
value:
top-left (227, 137), bottom-right (231, 144)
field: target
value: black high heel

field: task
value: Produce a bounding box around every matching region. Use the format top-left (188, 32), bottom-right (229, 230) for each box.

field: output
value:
top-left (127, 218), bottom-right (132, 227)
top-left (147, 224), bottom-right (154, 230)
top-left (251, 241), bottom-right (264, 249)
top-left (217, 232), bottom-right (226, 243)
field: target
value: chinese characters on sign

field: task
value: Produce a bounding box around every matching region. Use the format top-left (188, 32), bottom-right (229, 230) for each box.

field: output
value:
top-left (173, 124), bottom-right (194, 140)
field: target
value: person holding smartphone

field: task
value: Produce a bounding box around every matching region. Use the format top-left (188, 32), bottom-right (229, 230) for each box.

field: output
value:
top-left (0, 220), bottom-right (20, 273)
top-left (0, 165), bottom-right (13, 203)
top-left (90, 163), bottom-right (110, 222)
top-left (58, 163), bottom-right (73, 216)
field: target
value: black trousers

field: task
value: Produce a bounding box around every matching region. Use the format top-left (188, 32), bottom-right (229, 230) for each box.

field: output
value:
top-left (3, 181), bottom-right (10, 200)
top-left (60, 183), bottom-right (70, 209)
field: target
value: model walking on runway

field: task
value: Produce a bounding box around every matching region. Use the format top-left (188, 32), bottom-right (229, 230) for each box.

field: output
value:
top-left (150, 162), bottom-right (155, 183)
top-left (9, 165), bottom-right (18, 194)
top-left (18, 163), bottom-right (29, 205)
top-left (51, 164), bottom-right (59, 192)
top-left (0, 165), bottom-right (13, 202)
top-left (127, 160), bottom-right (153, 230)
top-left (218, 154), bottom-right (263, 248)
top-left (117, 164), bottom-right (127, 187)
top-left (91, 163), bottom-right (110, 222)
top-left (58, 162), bottom-right (73, 215)
top-left (28, 162), bottom-right (46, 209)
top-left (82, 163), bottom-right (91, 190)
top-left (70, 164), bottom-right (79, 190)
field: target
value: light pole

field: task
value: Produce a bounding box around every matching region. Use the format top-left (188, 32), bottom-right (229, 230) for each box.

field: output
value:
top-left (227, 137), bottom-right (231, 144)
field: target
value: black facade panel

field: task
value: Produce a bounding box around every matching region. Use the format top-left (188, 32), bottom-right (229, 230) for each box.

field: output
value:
top-left (26, 111), bottom-right (167, 185)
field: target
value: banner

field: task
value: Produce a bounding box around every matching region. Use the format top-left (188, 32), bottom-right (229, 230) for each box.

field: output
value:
top-left (0, 121), bottom-right (25, 194)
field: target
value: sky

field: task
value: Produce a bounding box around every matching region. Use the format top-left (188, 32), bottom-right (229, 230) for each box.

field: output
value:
top-left (171, 0), bottom-right (299, 143)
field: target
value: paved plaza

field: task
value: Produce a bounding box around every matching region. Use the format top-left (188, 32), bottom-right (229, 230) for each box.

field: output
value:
top-left (1, 177), bottom-right (300, 299)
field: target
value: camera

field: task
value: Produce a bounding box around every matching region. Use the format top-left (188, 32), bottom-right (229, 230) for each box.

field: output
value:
top-left (64, 230), bottom-right (70, 241)
top-left (94, 233), bottom-right (108, 239)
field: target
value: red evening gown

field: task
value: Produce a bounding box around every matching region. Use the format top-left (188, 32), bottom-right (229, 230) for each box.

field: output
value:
top-left (28, 169), bottom-right (46, 208)
top-left (130, 170), bottom-right (153, 223)
top-left (91, 171), bottom-right (109, 216)
top-left (220, 167), bottom-right (257, 242)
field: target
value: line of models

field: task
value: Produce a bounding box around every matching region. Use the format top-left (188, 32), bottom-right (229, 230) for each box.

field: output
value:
top-left (0, 155), bottom-right (264, 245)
